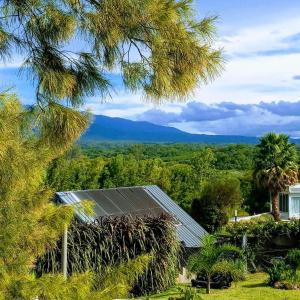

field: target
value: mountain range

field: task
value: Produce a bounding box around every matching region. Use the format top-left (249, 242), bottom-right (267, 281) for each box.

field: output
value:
top-left (80, 115), bottom-right (261, 144)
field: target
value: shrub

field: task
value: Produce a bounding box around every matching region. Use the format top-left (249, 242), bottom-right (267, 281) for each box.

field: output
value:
top-left (191, 176), bottom-right (242, 232)
top-left (267, 249), bottom-right (300, 288)
top-left (286, 249), bottom-right (300, 275)
top-left (36, 214), bottom-right (180, 296)
top-left (267, 259), bottom-right (289, 286)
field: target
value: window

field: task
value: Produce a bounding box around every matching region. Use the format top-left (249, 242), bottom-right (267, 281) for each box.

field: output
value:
top-left (279, 193), bottom-right (289, 213)
top-left (291, 197), bottom-right (300, 215)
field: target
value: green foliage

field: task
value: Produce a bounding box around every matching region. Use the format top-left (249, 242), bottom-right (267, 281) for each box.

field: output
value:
top-left (0, 0), bottom-right (223, 108)
top-left (223, 220), bottom-right (300, 272)
top-left (267, 259), bottom-right (289, 286)
top-left (0, 94), bottom-right (151, 299)
top-left (267, 249), bottom-right (300, 288)
top-left (244, 179), bottom-right (270, 214)
top-left (254, 133), bottom-right (298, 220)
top-left (47, 153), bottom-right (106, 191)
top-left (224, 219), bottom-right (300, 238)
top-left (39, 102), bottom-right (90, 149)
top-left (191, 148), bottom-right (216, 185)
top-left (0, 94), bottom-right (76, 278)
top-left (0, 258), bottom-right (149, 300)
top-left (37, 215), bottom-right (181, 296)
top-left (187, 235), bottom-right (246, 294)
top-left (100, 154), bottom-right (170, 189)
top-left (191, 176), bottom-right (242, 232)
top-left (47, 143), bottom-right (262, 213)
top-left (81, 143), bottom-right (256, 169)
top-left (285, 249), bottom-right (300, 275)
top-left (168, 163), bottom-right (196, 210)
top-left (213, 145), bottom-right (255, 170)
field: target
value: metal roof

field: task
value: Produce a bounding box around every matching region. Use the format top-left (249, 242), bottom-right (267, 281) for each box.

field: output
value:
top-left (56, 185), bottom-right (207, 247)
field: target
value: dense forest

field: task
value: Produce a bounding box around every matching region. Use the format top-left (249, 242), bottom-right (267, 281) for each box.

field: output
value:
top-left (46, 143), bottom-right (279, 230)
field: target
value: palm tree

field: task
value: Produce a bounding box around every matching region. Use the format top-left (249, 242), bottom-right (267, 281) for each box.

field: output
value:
top-left (254, 133), bottom-right (298, 221)
top-left (187, 235), bottom-right (245, 294)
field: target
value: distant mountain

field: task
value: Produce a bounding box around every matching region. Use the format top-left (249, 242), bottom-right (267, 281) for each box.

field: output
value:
top-left (80, 115), bottom-right (261, 144)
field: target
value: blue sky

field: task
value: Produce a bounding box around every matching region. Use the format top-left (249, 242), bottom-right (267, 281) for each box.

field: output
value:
top-left (2, 0), bottom-right (300, 137)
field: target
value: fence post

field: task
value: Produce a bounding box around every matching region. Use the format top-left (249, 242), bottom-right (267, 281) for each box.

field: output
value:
top-left (242, 233), bottom-right (247, 272)
top-left (62, 225), bottom-right (68, 279)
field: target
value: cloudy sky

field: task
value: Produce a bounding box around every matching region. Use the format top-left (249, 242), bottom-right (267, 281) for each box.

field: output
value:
top-left (2, 0), bottom-right (300, 137)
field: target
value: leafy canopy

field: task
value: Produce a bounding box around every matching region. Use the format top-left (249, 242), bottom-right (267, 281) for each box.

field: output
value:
top-left (254, 132), bottom-right (298, 192)
top-left (254, 133), bottom-right (298, 220)
top-left (0, 0), bottom-right (222, 107)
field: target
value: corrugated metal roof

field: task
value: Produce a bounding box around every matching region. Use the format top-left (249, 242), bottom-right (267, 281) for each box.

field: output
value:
top-left (56, 185), bottom-right (207, 247)
top-left (144, 185), bottom-right (207, 247)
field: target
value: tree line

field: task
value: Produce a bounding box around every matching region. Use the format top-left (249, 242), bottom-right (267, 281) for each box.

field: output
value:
top-left (46, 143), bottom-right (268, 230)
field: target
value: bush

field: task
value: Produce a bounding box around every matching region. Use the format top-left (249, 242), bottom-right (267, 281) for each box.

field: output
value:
top-left (224, 219), bottom-right (300, 243)
top-left (36, 214), bottom-right (181, 296)
top-left (191, 176), bottom-right (242, 232)
top-left (286, 249), bottom-right (300, 274)
top-left (267, 249), bottom-right (300, 288)
top-left (267, 259), bottom-right (289, 286)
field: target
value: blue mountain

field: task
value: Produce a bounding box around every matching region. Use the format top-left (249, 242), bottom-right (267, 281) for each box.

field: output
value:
top-left (81, 115), bottom-right (260, 144)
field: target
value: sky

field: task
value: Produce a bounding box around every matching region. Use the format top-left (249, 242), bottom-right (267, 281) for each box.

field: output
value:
top-left (2, 0), bottom-right (300, 137)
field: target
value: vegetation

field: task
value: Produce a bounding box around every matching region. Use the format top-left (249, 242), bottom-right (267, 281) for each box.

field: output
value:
top-left (191, 176), bottom-right (242, 232)
top-left (0, 94), bottom-right (72, 297)
top-left (0, 1), bottom-right (226, 299)
top-left (81, 143), bottom-right (256, 169)
top-left (0, 0), bottom-right (222, 110)
top-left (144, 273), bottom-right (300, 300)
top-left (37, 215), bottom-right (180, 296)
top-left (223, 219), bottom-right (300, 272)
top-left (0, 94), bottom-right (153, 299)
top-left (267, 248), bottom-right (300, 289)
top-left (187, 235), bottom-right (245, 294)
top-left (47, 143), bottom-right (266, 218)
top-left (224, 218), bottom-right (300, 239)
top-left (254, 133), bottom-right (298, 221)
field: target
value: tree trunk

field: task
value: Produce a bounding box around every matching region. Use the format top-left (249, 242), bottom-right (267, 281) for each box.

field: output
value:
top-left (272, 191), bottom-right (281, 221)
top-left (206, 276), bottom-right (211, 294)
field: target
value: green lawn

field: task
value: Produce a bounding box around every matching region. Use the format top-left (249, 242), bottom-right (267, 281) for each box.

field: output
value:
top-left (145, 273), bottom-right (300, 300)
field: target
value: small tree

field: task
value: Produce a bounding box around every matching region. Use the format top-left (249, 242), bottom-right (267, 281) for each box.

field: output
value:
top-left (191, 148), bottom-right (216, 186)
top-left (254, 133), bottom-right (298, 221)
top-left (188, 235), bottom-right (245, 294)
top-left (191, 176), bottom-right (242, 232)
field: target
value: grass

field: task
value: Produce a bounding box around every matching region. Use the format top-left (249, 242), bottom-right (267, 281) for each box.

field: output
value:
top-left (144, 273), bottom-right (300, 300)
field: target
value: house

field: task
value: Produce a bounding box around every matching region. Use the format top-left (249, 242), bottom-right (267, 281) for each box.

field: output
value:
top-left (56, 185), bottom-right (207, 248)
top-left (279, 184), bottom-right (300, 220)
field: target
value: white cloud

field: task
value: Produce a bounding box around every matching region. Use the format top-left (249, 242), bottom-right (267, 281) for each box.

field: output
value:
top-left (219, 17), bottom-right (300, 56)
top-left (192, 17), bottom-right (300, 104)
